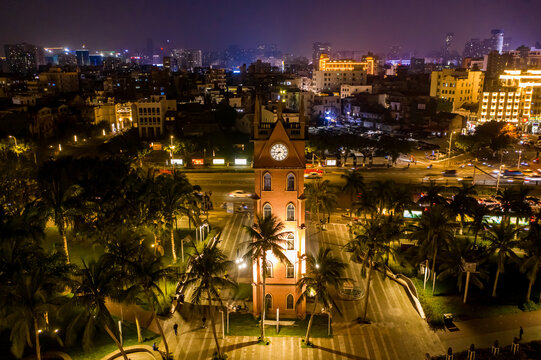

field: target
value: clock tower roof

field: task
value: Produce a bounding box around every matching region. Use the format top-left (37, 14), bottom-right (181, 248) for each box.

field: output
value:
top-left (253, 118), bottom-right (305, 169)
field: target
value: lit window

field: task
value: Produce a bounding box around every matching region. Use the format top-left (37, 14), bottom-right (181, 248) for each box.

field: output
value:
top-left (287, 173), bottom-right (295, 191)
top-left (286, 263), bottom-right (295, 278)
top-left (286, 204), bottom-right (295, 221)
top-left (265, 261), bottom-right (273, 278)
top-left (286, 233), bottom-right (295, 250)
top-left (263, 173), bottom-right (271, 191)
top-left (263, 204), bottom-right (272, 219)
top-left (286, 294), bottom-right (294, 309)
top-left (265, 294), bottom-right (273, 310)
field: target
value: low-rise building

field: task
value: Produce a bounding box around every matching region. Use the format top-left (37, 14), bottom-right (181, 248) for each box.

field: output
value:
top-left (430, 69), bottom-right (484, 111)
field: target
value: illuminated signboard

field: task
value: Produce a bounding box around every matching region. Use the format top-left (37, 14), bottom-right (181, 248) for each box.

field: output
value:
top-left (192, 159), bottom-right (204, 165)
top-left (213, 158), bottom-right (225, 165)
top-left (171, 159), bottom-right (183, 165)
top-left (326, 159), bottom-right (337, 166)
top-left (235, 159), bottom-right (247, 165)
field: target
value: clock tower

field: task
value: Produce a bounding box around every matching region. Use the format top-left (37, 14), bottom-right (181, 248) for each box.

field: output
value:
top-left (252, 96), bottom-right (307, 318)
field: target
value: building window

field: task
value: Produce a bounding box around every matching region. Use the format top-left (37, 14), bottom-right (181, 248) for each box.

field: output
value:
top-left (265, 294), bottom-right (273, 310)
top-left (263, 203), bottom-right (272, 219)
top-left (265, 260), bottom-right (273, 278)
top-left (286, 204), bottom-right (295, 221)
top-left (286, 263), bottom-right (295, 278)
top-left (286, 294), bottom-right (294, 309)
top-left (286, 233), bottom-right (295, 250)
top-left (287, 173), bottom-right (295, 191)
top-left (263, 173), bottom-right (271, 191)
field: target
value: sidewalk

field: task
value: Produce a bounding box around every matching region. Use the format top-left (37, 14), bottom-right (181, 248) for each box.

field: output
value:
top-left (437, 309), bottom-right (541, 352)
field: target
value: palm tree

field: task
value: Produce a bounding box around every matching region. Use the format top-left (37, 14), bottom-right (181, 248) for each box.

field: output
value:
top-left (437, 239), bottom-right (485, 293)
top-left (183, 239), bottom-right (236, 359)
top-left (486, 221), bottom-right (520, 297)
top-left (123, 251), bottom-right (176, 358)
top-left (370, 180), bottom-right (396, 214)
top-left (449, 183), bottom-right (478, 234)
top-left (157, 171), bottom-right (199, 262)
top-left (410, 206), bottom-right (455, 294)
top-left (344, 215), bottom-right (401, 321)
top-left (2, 272), bottom-right (57, 360)
top-left (468, 203), bottom-right (490, 246)
top-left (341, 170), bottom-right (365, 217)
top-left (521, 220), bottom-right (541, 302)
top-left (243, 214), bottom-right (290, 341)
top-left (388, 184), bottom-right (414, 216)
top-left (296, 248), bottom-right (347, 345)
top-left (306, 179), bottom-right (337, 225)
top-left (38, 160), bottom-right (82, 264)
top-left (418, 181), bottom-right (447, 208)
top-left (67, 258), bottom-right (129, 360)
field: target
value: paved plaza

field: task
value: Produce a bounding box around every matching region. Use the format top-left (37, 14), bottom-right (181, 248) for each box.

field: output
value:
top-left (158, 214), bottom-right (446, 359)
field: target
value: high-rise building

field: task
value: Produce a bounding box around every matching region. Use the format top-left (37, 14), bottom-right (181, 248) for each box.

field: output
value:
top-left (430, 69), bottom-right (485, 111)
top-left (171, 49), bottom-right (202, 70)
top-left (490, 29), bottom-right (504, 54)
top-left (75, 49), bottom-right (90, 66)
top-left (252, 96), bottom-right (307, 318)
top-left (4, 43), bottom-right (43, 75)
top-left (479, 70), bottom-right (541, 128)
top-left (443, 32), bottom-right (454, 61)
top-left (312, 42), bottom-right (331, 69)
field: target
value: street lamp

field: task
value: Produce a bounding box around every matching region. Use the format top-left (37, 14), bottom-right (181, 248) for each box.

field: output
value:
top-left (496, 164), bottom-right (505, 191)
top-left (8, 135), bottom-right (17, 147)
top-left (170, 135), bottom-right (174, 146)
top-left (74, 135), bottom-right (78, 143)
top-left (447, 131), bottom-right (456, 168)
top-left (516, 150), bottom-right (522, 169)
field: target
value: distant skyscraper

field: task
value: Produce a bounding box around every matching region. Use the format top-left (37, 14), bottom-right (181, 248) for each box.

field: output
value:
top-left (490, 29), bottom-right (504, 54)
top-left (463, 29), bottom-right (505, 58)
top-left (312, 42), bottom-right (331, 69)
top-left (146, 38), bottom-right (154, 64)
top-left (76, 49), bottom-right (90, 66)
top-left (4, 43), bottom-right (43, 75)
top-left (171, 49), bottom-right (202, 70)
top-left (443, 32), bottom-right (454, 61)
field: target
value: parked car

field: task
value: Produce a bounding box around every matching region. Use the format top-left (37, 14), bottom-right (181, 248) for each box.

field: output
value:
top-left (442, 169), bottom-right (457, 177)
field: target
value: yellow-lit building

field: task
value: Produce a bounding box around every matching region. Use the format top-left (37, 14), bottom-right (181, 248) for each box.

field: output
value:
top-left (318, 53), bottom-right (376, 75)
top-left (430, 69), bottom-right (484, 111)
top-left (479, 70), bottom-right (541, 127)
top-left (313, 54), bottom-right (368, 93)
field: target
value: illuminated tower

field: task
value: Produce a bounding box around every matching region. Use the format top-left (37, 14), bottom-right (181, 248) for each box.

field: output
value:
top-left (252, 96), bottom-right (307, 318)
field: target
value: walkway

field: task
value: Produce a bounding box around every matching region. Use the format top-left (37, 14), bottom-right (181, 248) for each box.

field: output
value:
top-left (160, 216), bottom-right (446, 359)
top-left (438, 309), bottom-right (541, 352)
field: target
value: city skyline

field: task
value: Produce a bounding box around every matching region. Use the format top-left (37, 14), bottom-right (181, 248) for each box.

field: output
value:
top-left (2, 0), bottom-right (540, 58)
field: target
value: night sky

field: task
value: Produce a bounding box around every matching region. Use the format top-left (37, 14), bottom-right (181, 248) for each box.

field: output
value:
top-left (2, 0), bottom-right (540, 56)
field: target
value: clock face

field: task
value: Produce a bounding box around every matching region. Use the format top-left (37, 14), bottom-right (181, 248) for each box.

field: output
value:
top-left (270, 143), bottom-right (288, 161)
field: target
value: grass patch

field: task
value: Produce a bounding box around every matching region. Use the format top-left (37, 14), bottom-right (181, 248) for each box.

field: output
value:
top-left (228, 313), bottom-right (330, 338)
top-left (233, 283), bottom-right (253, 301)
top-left (412, 277), bottom-right (523, 328)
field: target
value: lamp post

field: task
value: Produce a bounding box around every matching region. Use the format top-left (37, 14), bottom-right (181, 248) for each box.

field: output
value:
top-left (496, 164), bottom-right (505, 191)
top-left (447, 131), bottom-right (456, 168)
top-left (8, 135), bottom-right (19, 159)
top-left (516, 150), bottom-right (522, 169)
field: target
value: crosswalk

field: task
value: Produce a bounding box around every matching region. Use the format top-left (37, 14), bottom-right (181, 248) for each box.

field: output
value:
top-left (167, 216), bottom-right (445, 359)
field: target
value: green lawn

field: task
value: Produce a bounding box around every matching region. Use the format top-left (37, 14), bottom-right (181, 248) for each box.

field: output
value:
top-left (66, 320), bottom-right (159, 360)
top-left (233, 283), bottom-right (253, 301)
top-left (228, 313), bottom-right (331, 338)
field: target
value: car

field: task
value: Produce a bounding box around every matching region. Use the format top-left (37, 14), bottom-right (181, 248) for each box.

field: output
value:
top-left (442, 169), bottom-right (457, 177)
top-left (522, 169), bottom-right (534, 176)
top-left (458, 176), bottom-right (474, 183)
top-left (228, 190), bottom-right (252, 198)
top-left (479, 198), bottom-right (500, 208)
top-left (503, 169), bottom-right (523, 177)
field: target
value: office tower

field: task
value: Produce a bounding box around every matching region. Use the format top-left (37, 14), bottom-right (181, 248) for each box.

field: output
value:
top-left (312, 42), bottom-right (331, 69)
top-left (171, 49), bottom-right (202, 70)
top-left (76, 49), bottom-right (90, 66)
top-left (490, 29), bottom-right (504, 54)
top-left (4, 43), bottom-right (43, 75)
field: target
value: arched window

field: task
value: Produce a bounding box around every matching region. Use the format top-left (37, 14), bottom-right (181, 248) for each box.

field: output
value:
top-left (263, 203), bottom-right (272, 219)
top-left (263, 173), bottom-right (271, 191)
top-left (287, 173), bottom-right (295, 191)
top-left (286, 203), bottom-right (295, 221)
top-left (286, 263), bottom-right (295, 278)
top-left (265, 260), bottom-right (273, 278)
top-left (265, 294), bottom-right (273, 310)
top-left (286, 294), bottom-right (294, 309)
top-left (286, 233), bottom-right (295, 250)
